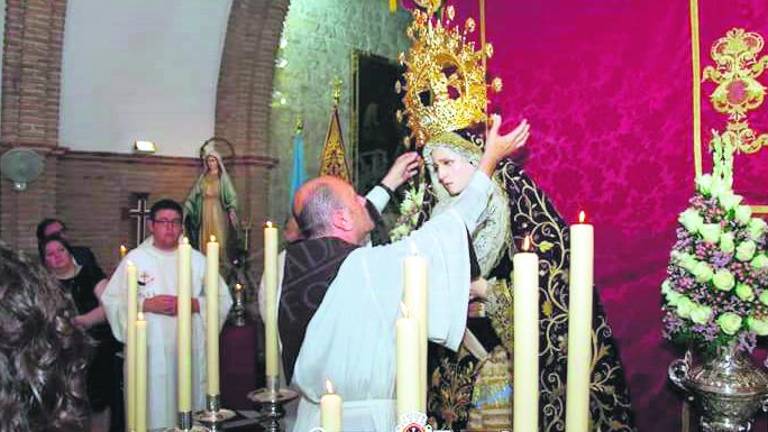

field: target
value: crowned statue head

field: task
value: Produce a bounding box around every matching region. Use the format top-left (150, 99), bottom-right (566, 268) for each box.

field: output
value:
top-left (395, 0), bottom-right (511, 266)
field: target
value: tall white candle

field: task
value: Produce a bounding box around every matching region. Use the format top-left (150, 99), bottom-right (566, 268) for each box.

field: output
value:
top-left (321, 380), bottom-right (343, 432)
top-left (205, 235), bottom-right (220, 396)
top-left (566, 211), bottom-right (594, 432)
top-left (403, 251), bottom-right (427, 412)
top-left (396, 304), bottom-right (420, 420)
top-left (125, 261), bottom-right (138, 430)
top-left (135, 312), bottom-right (148, 432)
top-left (264, 222), bottom-right (280, 383)
top-left (177, 237), bottom-right (193, 412)
top-left (513, 236), bottom-right (539, 432)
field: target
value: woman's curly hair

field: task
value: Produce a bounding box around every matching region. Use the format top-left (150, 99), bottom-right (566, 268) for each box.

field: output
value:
top-left (0, 241), bottom-right (90, 431)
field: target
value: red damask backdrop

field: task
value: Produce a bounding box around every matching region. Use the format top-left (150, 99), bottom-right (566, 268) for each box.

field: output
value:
top-left (429, 0), bottom-right (768, 430)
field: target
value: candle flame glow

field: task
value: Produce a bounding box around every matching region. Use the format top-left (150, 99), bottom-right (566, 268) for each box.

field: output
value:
top-left (579, 210), bottom-right (586, 224)
top-left (210, 235), bottom-right (217, 242)
top-left (522, 235), bottom-right (532, 252)
top-left (235, 283), bottom-right (243, 291)
top-left (265, 220), bottom-right (274, 228)
top-left (180, 236), bottom-right (190, 245)
top-left (325, 379), bottom-right (335, 394)
top-left (137, 312), bottom-right (145, 321)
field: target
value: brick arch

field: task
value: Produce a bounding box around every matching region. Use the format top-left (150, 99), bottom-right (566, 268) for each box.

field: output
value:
top-left (215, 0), bottom-right (290, 220)
top-left (215, 0), bottom-right (290, 157)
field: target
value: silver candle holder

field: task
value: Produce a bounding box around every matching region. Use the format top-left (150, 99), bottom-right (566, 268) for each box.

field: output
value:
top-left (164, 410), bottom-right (209, 431)
top-left (247, 376), bottom-right (299, 432)
top-left (193, 394), bottom-right (236, 432)
top-left (229, 283), bottom-right (247, 327)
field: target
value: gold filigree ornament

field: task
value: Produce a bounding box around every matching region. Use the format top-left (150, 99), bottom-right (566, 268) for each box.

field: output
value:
top-left (396, 1), bottom-right (502, 148)
top-left (703, 28), bottom-right (768, 154)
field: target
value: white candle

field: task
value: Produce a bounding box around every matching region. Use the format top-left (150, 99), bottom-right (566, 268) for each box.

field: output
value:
top-left (396, 304), bottom-right (420, 420)
top-left (125, 261), bottom-right (138, 430)
top-left (205, 235), bottom-right (220, 396)
top-left (403, 251), bottom-right (428, 412)
top-left (264, 222), bottom-right (280, 382)
top-left (513, 236), bottom-right (539, 432)
top-left (135, 312), bottom-right (148, 432)
top-left (177, 237), bottom-right (193, 412)
top-left (321, 380), bottom-right (343, 432)
top-left (566, 211), bottom-right (594, 432)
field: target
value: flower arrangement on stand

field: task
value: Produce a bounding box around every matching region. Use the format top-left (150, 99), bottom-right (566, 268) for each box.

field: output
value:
top-left (664, 131), bottom-right (768, 431)
top-left (662, 131), bottom-right (768, 355)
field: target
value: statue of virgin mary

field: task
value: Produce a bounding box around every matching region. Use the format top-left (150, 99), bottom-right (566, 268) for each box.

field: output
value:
top-left (183, 149), bottom-right (240, 267)
top-left (394, 128), bottom-right (636, 431)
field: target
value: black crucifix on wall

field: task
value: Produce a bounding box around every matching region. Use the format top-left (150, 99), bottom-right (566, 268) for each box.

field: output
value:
top-left (128, 192), bottom-right (150, 247)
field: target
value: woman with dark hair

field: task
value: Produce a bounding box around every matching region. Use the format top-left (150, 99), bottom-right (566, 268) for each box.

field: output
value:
top-left (0, 240), bottom-right (90, 431)
top-left (39, 236), bottom-right (118, 432)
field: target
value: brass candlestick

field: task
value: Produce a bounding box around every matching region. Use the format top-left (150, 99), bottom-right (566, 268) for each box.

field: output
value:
top-left (193, 394), bottom-right (236, 432)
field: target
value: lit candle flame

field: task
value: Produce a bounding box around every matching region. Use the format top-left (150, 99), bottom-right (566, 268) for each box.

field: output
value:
top-left (137, 312), bottom-right (145, 321)
top-left (235, 283), bottom-right (243, 291)
top-left (265, 220), bottom-right (274, 229)
top-left (209, 235), bottom-right (217, 242)
top-left (325, 379), bottom-right (335, 394)
top-left (120, 244), bottom-right (128, 258)
top-left (522, 235), bottom-right (532, 252)
top-left (578, 210), bottom-right (586, 224)
top-left (180, 236), bottom-right (190, 245)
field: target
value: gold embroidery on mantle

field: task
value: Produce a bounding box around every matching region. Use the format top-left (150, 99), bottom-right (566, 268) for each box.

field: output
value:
top-left (703, 28), bottom-right (768, 154)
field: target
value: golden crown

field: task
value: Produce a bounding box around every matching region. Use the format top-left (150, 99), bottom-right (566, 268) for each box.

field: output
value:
top-left (397, 2), bottom-right (501, 148)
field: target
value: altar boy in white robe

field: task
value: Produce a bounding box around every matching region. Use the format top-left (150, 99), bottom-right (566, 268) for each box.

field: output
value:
top-left (282, 115), bottom-right (530, 432)
top-left (102, 199), bottom-right (233, 430)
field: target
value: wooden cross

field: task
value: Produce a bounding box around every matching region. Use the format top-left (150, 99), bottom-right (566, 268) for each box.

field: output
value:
top-left (129, 193), bottom-right (151, 247)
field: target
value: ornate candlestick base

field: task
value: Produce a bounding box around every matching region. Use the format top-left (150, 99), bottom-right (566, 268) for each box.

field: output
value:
top-left (247, 379), bottom-right (299, 432)
top-left (164, 411), bottom-right (210, 431)
top-left (193, 394), bottom-right (236, 432)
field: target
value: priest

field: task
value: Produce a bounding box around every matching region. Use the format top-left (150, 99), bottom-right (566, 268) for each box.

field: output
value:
top-left (281, 115), bottom-right (530, 431)
top-left (102, 199), bottom-right (233, 429)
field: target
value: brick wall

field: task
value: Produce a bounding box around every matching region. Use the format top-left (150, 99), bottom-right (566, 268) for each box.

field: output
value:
top-left (1, 0), bottom-right (67, 253)
top-left (54, 151), bottom-right (275, 273)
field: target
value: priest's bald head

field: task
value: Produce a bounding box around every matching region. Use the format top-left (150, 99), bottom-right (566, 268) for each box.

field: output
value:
top-left (293, 176), bottom-right (374, 245)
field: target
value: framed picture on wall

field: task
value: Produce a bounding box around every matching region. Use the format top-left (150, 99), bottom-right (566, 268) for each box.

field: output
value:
top-left (351, 51), bottom-right (410, 194)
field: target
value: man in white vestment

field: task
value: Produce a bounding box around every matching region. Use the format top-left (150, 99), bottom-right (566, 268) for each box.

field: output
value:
top-left (259, 152), bottom-right (420, 430)
top-left (282, 115), bottom-right (530, 432)
top-left (102, 199), bottom-right (233, 430)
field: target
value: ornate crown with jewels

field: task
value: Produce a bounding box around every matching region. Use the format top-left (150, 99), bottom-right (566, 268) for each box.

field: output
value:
top-left (397, 0), bottom-right (502, 148)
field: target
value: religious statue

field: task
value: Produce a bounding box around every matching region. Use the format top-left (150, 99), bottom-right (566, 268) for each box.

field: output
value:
top-left (421, 130), bottom-right (515, 430)
top-left (183, 149), bottom-right (240, 268)
top-left (393, 2), bottom-right (636, 430)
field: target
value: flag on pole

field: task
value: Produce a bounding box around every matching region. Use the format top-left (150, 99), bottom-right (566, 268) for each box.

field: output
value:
top-left (289, 122), bottom-right (306, 205)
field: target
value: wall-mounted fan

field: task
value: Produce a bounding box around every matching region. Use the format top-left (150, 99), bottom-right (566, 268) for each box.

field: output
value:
top-left (0, 148), bottom-right (45, 191)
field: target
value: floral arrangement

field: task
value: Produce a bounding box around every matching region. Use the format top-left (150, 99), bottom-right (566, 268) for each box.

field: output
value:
top-left (662, 131), bottom-right (768, 354)
top-left (390, 181), bottom-right (427, 241)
